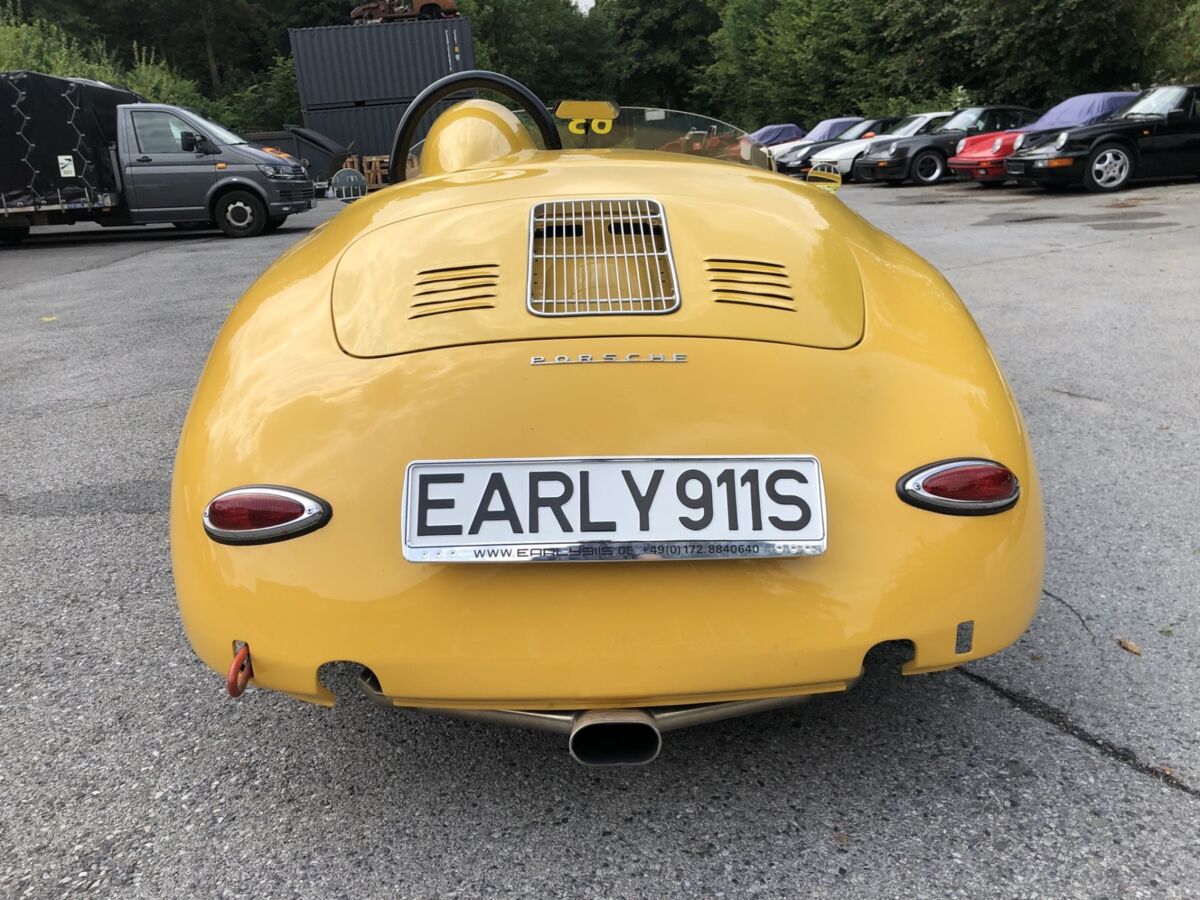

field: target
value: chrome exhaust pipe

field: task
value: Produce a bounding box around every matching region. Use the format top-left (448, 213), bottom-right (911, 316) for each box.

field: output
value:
top-left (358, 670), bottom-right (839, 766)
top-left (569, 709), bottom-right (662, 766)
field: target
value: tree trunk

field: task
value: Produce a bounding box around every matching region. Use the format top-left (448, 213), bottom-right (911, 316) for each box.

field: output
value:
top-left (200, 0), bottom-right (223, 95)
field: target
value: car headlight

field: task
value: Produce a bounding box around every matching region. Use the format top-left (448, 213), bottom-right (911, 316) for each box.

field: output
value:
top-left (1013, 133), bottom-right (1025, 151)
top-left (1054, 131), bottom-right (1069, 150)
top-left (991, 137), bottom-right (1003, 154)
top-left (257, 164), bottom-right (304, 180)
top-left (956, 139), bottom-right (966, 155)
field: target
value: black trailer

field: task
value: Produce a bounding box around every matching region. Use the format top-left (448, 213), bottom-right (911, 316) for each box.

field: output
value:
top-left (0, 71), bottom-right (142, 236)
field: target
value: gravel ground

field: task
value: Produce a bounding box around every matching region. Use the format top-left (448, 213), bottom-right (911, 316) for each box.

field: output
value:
top-left (2, 178), bottom-right (1198, 898)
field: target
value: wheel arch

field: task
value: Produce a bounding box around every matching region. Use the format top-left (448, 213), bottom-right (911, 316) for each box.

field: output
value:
top-left (1087, 133), bottom-right (1140, 162)
top-left (207, 178), bottom-right (270, 218)
top-left (908, 144), bottom-right (948, 182)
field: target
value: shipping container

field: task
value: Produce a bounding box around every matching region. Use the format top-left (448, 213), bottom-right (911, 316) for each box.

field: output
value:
top-left (289, 19), bottom-right (474, 110)
top-left (300, 99), bottom-right (460, 157)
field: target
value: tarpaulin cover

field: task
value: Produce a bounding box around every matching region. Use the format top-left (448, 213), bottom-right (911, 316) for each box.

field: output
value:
top-left (746, 123), bottom-right (806, 145)
top-left (804, 117), bottom-right (863, 142)
top-left (1, 71), bottom-right (142, 209)
top-left (1025, 92), bottom-right (1138, 131)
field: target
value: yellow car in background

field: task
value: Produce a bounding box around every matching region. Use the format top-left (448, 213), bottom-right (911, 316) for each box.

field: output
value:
top-left (171, 71), bottom-right (1043, 766)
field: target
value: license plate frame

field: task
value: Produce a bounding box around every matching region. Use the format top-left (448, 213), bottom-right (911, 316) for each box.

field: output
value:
top-left (402, 455), bottom-right (827, 563)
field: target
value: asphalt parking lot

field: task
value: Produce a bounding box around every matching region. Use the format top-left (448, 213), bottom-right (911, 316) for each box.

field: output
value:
top-left (2, 178), bottom-right (1198, 898)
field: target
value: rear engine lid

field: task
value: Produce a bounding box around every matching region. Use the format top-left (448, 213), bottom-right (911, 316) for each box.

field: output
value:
top-left (331, 194), bottom-right (864, 357)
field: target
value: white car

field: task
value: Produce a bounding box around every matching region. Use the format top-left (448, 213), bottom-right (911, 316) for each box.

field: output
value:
top-left (810, 111), bottom-right (953, 177)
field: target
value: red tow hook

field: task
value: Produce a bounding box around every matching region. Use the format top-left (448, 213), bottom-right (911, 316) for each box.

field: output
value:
top-left (227, 643), bottom-right (253, 697)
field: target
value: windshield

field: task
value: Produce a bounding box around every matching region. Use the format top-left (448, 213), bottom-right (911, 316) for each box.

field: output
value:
top-left (408, 105), bottom-right (773, 176)
top-left (189, 112), bottom-right (246, 145)
top-left (937, 108), bottom-right (983, 132)
top-left (882, 115), bottom-right (923, 136)
top-left (838, 120), bottom-right (879, 140)
top-left (1121, 87), bottom-right (1187, 117)
top-left (556, 107), bottom-right (770, 168)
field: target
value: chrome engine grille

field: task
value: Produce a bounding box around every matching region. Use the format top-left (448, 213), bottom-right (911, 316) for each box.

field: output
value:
top-left (528, 199), bottom-right (680, 316)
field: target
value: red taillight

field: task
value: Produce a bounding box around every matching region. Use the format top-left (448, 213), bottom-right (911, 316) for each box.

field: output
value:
top-left (208, 493), bottom-right (304, 530)
top-left (203, 487), bottom-right (330, 544)
top-left (898, 460), bottom-right (1020, 515)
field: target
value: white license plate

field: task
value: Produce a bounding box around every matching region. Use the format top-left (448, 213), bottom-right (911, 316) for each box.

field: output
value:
top-left (403, 456), bottom-right (826, 563)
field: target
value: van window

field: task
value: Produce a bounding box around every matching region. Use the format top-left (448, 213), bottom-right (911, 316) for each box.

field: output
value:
top-left (132, 111), bottom-right (193, 154)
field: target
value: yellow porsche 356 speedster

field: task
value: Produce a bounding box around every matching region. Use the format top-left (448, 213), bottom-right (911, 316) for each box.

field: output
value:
top-left (171, 72), bottom-right (1043, 765)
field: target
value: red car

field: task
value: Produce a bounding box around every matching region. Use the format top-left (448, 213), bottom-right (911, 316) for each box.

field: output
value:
top-left (949, 92), bottom-right (1136, 185)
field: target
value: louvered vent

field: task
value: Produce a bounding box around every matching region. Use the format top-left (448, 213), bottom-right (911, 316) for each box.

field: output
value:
top-left (706, 258), bottom-right (794, 312)
top-left (407, 264), bottom-right (499, 320)
top-left (528, 199), bottom-right (680, 316)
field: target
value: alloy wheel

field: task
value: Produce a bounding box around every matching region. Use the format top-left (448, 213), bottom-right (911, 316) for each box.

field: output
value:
top-left (1091, 149), bottom-right (1130, 189)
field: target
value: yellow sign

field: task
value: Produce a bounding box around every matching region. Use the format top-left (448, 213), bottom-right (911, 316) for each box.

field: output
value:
top-left (555, 99), bottom-right (619, 121)
top-left (568, 118), bottom-right (613, 135)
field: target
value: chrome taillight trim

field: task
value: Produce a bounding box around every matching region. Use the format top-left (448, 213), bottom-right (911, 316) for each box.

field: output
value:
top-left (202, 485), bottom-right (332, 545)
top-left (896, 458), bottom-right (1020, 516)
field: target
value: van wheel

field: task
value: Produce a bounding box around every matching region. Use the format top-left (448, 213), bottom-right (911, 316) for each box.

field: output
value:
top-left (1084, 143), bottom-right (1133, 193)
top-left (264, 215), bottom-right (287, 232)
top-left (910, 150), bottom-right (946, 185)
top-left (1, 225), bottom-right (30, 245)
top-left (215, 191), bottom-right (267, 238)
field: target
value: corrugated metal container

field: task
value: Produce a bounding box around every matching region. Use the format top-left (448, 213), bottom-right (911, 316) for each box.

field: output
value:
top-left (301, 99), bottom-right (459, 157)
top-left (289, 19), bottom-right (474, 110)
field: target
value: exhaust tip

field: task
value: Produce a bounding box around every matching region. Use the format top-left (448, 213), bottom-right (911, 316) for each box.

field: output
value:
top-left (569, 710), bottom-right (662, 766)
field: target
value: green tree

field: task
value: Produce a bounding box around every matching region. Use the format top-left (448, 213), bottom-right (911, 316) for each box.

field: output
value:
top-left (1149, 0), bottom-right (1200, 81)
top-left (594, 0), bottom-right (720, 109)
top-left (218, 54), bottom-right (302, 131)
top-left (953, 0), bottom-right (1149, 106)
top-left (458, 0), bottom-right (616, 102)
top-left (703, 0), bottom-right (1164, 129)
top-left (698, 0), bottom-right (780, 126)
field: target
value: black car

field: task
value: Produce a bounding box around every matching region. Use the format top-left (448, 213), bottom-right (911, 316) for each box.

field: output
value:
top-left (1005, 85), bottom-right (1200, 192)
top-left (775, 117), bottom-right (900, 177)
top-left (855, 106), bottom-right (1038, 185)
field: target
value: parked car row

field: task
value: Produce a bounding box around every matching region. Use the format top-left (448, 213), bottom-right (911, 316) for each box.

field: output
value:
top-left (763, 84), bottom-right (1200, 193)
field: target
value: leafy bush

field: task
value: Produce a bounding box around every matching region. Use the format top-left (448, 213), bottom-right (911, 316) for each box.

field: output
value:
top-left (0, 3), bottom-right (298, 132)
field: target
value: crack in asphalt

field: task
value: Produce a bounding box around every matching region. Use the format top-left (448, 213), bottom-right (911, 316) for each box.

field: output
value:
top-left (6, 236), bottom-right (223, 289)
top-left (1049, 387), bottom-right (1106, 403)
top-left (959, 667), bottom-right (1198, 798)
top-left (1042, 588), bottom-right (1100, 648)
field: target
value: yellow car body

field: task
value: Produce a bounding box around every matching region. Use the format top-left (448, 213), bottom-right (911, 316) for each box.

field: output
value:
top-left (171, 92), bottom-right (1042, 740)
